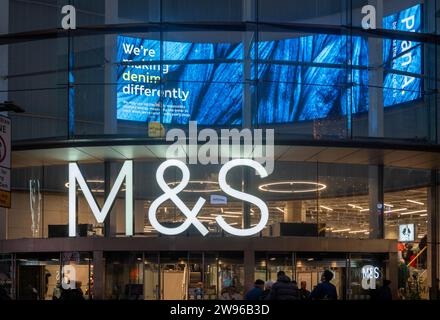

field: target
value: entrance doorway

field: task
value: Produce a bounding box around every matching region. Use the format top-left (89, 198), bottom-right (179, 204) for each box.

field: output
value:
top-left (295, 253), bottom-right (347, 299)
top-left (159, 253), bottom-right (187, 300)
top-left (17, 265), bottom-right (45, 300)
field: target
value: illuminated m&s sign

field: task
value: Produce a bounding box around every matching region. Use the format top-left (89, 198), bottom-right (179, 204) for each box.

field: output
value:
top-left (68, 159), bottom-right (269, 237)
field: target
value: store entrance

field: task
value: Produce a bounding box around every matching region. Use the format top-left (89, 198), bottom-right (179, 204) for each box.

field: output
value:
top-left (159, 253), bottom-right (188, 300)
top-left (17, 265), bottom-right (45, 300)
top-left (295, 253), bottom-right (347, 299)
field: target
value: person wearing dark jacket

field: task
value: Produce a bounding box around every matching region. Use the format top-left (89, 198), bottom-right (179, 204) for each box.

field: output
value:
top-left (310, 270), bottom-right (337, 300)
top-left (299, 281), bottom-right (311, 300)
top-left (260, 281), bottom-right (273, 300)
top-left (268, 271), bottom-right (299, 300)
top-left (376, 280), bottom-right (393, 300)
top-left (0, 285), bottom-right (11, 300)
top-left (245, 279), bottom-right (265, 300)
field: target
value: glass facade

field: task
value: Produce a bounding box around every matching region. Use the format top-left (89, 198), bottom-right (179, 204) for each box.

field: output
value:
top-left (2, 0), bottom-right (438, 142)
top-left (0, 0), bottom-right (440, 301)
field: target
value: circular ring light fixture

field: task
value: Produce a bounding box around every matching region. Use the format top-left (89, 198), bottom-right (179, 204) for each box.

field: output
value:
top-left (167, 180), bottom-right (221, 193)
top-left (258, 181), bottom-right (327, 193)
top-left (65, 180), bottom-right (126, 193)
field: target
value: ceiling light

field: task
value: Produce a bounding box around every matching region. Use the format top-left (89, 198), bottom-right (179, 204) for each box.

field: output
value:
top-left (213, 214), bottom-right (241, 218)
top-left (348, 229), bottom-right (369, 234)
top-left (320, 205), bottom-right (333, 211)
top-left (332, 228), bottom-right (351, 233)
top-left (167, 180), bottom-right (221, 193)
top-left (385, 208), bottom-right (407, 214)
top-left (348, 204), bottom-right (363, 210)
top-left (276, 207), bottom-right (285, 213)
top-left (384, 203), bottom-right (394, 208)
top-left (258, 181), bottom-right (327, 193)
top-left (400, 209), bottom-right (427, 216)
top-left (406, 199), bottom-right (425, 206)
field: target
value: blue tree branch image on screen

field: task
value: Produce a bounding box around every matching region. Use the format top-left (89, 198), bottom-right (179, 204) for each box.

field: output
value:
top-left (256, 4), bottom-right (422, 124)
top-left (117, 36), bottom-right (243, 124)
top-left (383, 4), bottom-right (422, 107)
top-left (255, 35), bottom-right (369, 123)
top-left (116, 4), bottom-right (421, 125)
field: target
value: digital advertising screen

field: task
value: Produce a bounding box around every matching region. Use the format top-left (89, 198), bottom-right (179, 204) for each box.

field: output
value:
top-left (117, 36), bottom-right (243, 124)
top-left (383, 4), bottom-right (422, 107)
top-left (256, 4), bottom-right (422, 124)
top-left (116, 4), bottom-right (422, 125)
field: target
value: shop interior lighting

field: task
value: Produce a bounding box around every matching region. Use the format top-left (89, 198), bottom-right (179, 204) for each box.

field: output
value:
top-left (399, 209), bottom-right (427, 216)
top-left (258, 181), bottom-right (327, 193)
top-left (384, 208), bottom-right (407, 214)
top-left (332, 228), bottom-right (351, 233)
top-left (348, 229), bottom-right (369, 234)
top-left (406, 199), bottom-right (425, 206)
top-left (276, 207), bottom-right (285, 213)
top-left (167, 180), bottom-right (221, 193)
top-left (348, 204), bottom-right (363, 210)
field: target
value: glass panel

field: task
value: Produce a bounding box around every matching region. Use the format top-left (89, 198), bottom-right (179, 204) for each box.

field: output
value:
top-left (104, 252), bottom-right (144, 300)
top-left (384, 167), bottom-right (430, 300)
top-left (159, 252), bottom-right (188, 300)
top-left (16, 253), bottom-right (60, 300)
top-left (296, 252), bottom-right (347, 300)
top-left (0, 254), bottom-right (14, 300)
top-left (60, 252), bottom-right (92, 299)
top-left (218, 252), bottom-right (244, 299)
top-left (348, 253), bottom-right (386, 300)
top-left (143, 253), bottom-right (160, 300)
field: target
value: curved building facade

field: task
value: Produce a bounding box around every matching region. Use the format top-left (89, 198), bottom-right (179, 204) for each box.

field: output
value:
top-left (0, 0), bottom-right (439, 300)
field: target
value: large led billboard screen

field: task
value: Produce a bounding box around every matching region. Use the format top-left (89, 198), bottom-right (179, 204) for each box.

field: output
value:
top-left (116, 4), bottom-right (421, 125)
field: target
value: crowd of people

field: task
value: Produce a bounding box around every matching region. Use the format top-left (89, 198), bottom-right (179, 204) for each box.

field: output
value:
top-left (242, 270), bottom-right (393, 301)
top-left (242, 270), bottom-right (338, 301)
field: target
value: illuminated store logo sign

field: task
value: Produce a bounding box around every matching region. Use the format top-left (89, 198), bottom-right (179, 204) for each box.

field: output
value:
top-left (361, 265), bottom-right (380, 290)
top-left (68, 159), bottom-right (268, 237)
top-left (68, 161), bottom-right (133, 237)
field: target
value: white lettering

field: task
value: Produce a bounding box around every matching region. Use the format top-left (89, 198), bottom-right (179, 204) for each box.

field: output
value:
top-left (361, 5), bottom-right (376, 30)
top-left (68, 161), bottom-right (133, 237)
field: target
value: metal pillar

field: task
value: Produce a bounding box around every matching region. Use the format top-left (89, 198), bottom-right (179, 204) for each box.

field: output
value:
top-left (369, 165), bottom-right (384, 239)
top-left (368, 0), bottom-right (384, 138)
top-left (428, 170), bottom-right (439, 299)
top-left (92, 251), bottom-right (105, 300)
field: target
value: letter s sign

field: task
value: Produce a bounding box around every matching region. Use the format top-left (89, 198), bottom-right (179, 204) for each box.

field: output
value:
top-left (216, 159), bottom-right (269, 236)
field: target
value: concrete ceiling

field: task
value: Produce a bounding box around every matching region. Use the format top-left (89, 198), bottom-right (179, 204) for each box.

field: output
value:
top-left (11, 144), bottom-right (440, 170)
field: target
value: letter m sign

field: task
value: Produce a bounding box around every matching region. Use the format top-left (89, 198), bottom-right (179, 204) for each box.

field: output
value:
top-left (68, 161), bottom-right (133, 237)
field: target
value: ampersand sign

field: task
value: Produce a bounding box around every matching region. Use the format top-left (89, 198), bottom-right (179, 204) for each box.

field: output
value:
top-left (148, 159), bottom-right (209, 235)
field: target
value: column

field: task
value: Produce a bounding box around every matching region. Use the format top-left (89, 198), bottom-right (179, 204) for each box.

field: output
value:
top-left (92, 251), bottom-right (105, 300)
top-left (243, 249), bottom-right (255, 293)
top-left (368, 165), bottom-right (384, 239)
top-left (387, 251), bottom-right (398, 299)
top-left (242, 168), bottom-right (251, 229)
top-left (242, 0), bottom-right (255, 128)
top-left (241, 0), bottom-right (256, 230)
top-left (104, 0), bottom-right (118, 134)
top-left (428, 170), bottom-right (439, 299)
top-left (368, 0), bottom-right (384, 138)
top-left (0, 0), bottom-right (9, 240)
top-left (104, 162), bottom-right (119, 237)
top-left (284, 201), bottom-right (306, 222)
top-left (424, 0), bottom-right (438, 142)
top-left (0, 208), bottom-right (7, 240)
